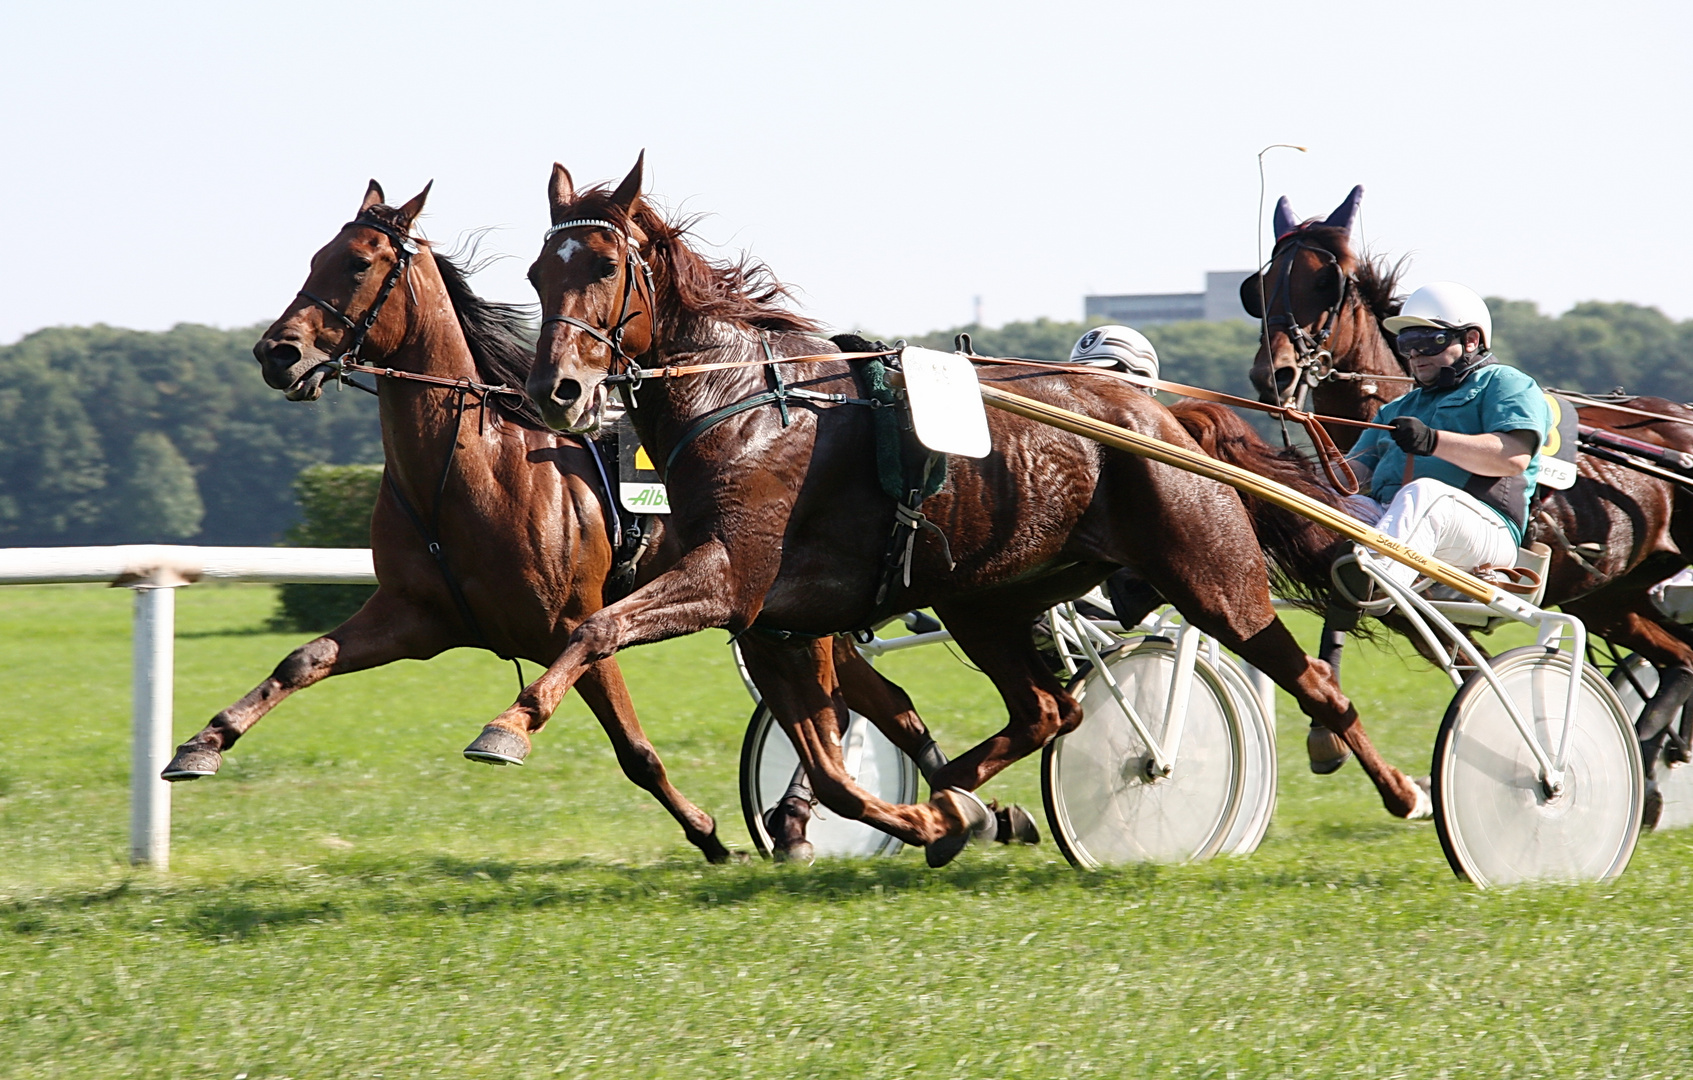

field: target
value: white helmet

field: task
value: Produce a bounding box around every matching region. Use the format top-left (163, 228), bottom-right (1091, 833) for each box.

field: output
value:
top-left (1070, 324), bottom-right (1159, 380)
top-left (1382, 281), bottom-right (1493, 349)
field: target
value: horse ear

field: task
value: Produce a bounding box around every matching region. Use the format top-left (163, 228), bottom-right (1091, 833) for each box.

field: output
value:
top-left (360, 180), bottom-right (385, 214)
top-left (395, 181), bottom-right (432, 230)
top-left (548, 163), bottom-right (576, 223)
top-left (610, 150), bottom-right (645, 214)
top-left (1239, 273), bottom-right (1265, 319)
top-left (1272, 196), bottom-right (1301, 240)
top-left (1324, 184), bottom-right (1364, 233)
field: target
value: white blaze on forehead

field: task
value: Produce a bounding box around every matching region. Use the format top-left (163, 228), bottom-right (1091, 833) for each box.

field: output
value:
top-left (556, 238), bottom-right (585, 264)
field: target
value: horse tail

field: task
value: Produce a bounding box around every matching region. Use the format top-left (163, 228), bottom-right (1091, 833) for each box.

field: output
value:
top-left (1169, 400), bottom-right (1345, 608)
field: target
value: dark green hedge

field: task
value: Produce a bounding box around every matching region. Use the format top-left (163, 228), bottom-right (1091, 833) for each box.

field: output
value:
top-left (273, 464), bottom-right (384, 633)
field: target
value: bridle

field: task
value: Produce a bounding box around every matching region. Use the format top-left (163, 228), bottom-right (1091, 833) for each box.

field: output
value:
top-left (537, 217), bottom-right (656, 391)
top-left (297, 215), bottom-right (419, 373)
top-left (290, 215), bottom-right (525, 404)
top-left (1258, 232), bottom-right (1352, 410)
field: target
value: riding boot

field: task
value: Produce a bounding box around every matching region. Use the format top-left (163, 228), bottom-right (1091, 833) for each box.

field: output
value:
top-left (1308, 602), bottom-right (1358, 775)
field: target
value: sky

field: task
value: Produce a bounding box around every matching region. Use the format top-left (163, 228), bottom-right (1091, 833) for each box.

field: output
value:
top-left (2, 0), bottom-right (1689, 345)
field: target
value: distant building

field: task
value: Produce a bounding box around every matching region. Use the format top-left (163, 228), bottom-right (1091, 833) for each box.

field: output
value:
top-left (1085, 271), bottom-right (1256, 326)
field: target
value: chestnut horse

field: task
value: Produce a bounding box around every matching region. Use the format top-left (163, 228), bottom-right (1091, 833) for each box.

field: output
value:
top-left (1246, 187), bottom-right (1693, 777)
top-left (459, 155), bottom-right (1434, 867)
top-left (163, 180), bottom-right (961, 863)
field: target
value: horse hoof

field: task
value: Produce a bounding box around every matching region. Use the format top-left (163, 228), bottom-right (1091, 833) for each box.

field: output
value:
top-left (926, 789), bottom-right (995, 868)
top-left (1407, 776), bottom-right (1434, 821)
top-left (993, 802), bottom-right (1041, 845)
top-left (762, 800), bottom-right (812, 862)
top-left (161, 746), bottom-right (222, 781)
top-left (1643, 781), bottom-right (1664, 831)
top-left (773, 841), bottom-right (816, 866)
top-left (463, 726), bottom-right (529, 766)
top-left (1307, 726), bottom-right (1351, 775)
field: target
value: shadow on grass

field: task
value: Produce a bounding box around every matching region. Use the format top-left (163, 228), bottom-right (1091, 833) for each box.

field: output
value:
top-left (181, 898), bottom-right (343, 941)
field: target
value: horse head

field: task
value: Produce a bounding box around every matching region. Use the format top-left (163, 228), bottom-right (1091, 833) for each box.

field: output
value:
top-left (255, 180), bottom-right (432, 400)
top-left (526, 154), bottom-right (654, 434)
top-left (1242, 186), bottom-right (1376, 408)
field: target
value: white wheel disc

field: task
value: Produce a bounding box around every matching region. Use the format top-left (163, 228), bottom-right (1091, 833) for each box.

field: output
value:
top-left (1608, 655), bottom-right (1693, 830)
top-left (1211, 652), bottom-right (1277, 855)
top-left (1434, 647), bottom-right (1642, 887)
top-left (1043, 640), bottom-right (1246, 867)
top-left (739, 704), bottom-right (919, 858)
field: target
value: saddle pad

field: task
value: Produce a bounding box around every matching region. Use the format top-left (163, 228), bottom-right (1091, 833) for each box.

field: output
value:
top-left (616, 415), bottom-right (671, 514)
top-left (1538, 392), bottom-right (1579, 490)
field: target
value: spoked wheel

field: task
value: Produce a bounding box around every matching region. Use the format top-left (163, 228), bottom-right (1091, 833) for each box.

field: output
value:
top-left (1433, 646), bottom-right (1642, 887)
top-left (1608, 654), bottom-right (1693, 830)
top-left (739, 704), bottom-right (920, 859)
top-left (1042, 638), bottom-right (1247, 867)
top-left (1210, 651), bottom-right (1277, 856)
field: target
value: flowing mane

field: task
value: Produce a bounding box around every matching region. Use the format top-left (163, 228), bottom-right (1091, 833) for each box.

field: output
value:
top-left (559, 187), bottom-right (821, 338)
top-left (356, 204), bottom-right (548, 430)
top-left (431, 249), bottom-right (549, 430)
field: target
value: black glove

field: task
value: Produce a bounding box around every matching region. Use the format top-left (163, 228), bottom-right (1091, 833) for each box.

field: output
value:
top-left (1389, 416), bottom-right (1439, 456)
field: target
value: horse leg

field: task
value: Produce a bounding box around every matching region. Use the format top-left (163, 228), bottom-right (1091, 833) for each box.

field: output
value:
top-left (465, 541), bottom-right (741, 762)
top-left (925, 600), bottom-right (1083, 794)
top-left (163, 588), bottom-right (449, 780)
top-left (1139, 557), bottom-right (1426, 819)
top-left (833, 636), bottom-right (1040, 844)
top-left (572, 657), bottom-right (732, 863)
top-left (1307, 602), bottom-right (1360, 774)
top-left (739, 634), bottom-right (992, 866)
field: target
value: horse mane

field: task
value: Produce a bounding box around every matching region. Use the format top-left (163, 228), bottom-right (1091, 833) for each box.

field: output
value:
top-left (559, 187), bottom-right (821, 338)
top-left (428, 248), bottom-right (548, 429)
top-left (1170, 400), bottom-right (1348, 610)
top-left (350, 205), bottom-right (548, 429)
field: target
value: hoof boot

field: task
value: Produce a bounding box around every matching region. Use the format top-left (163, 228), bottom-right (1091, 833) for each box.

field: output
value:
top-left (1307, 726), bottom-right (1352, 775)
top-left (926, 789), bottom-right (995, 868)
top-left (993, 802), bottom-right (1041, 845)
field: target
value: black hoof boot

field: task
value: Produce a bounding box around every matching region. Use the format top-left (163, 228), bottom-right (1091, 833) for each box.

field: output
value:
top-left (161, 745), bottom-right (223, 781)
top-left (463, 726), bottom-right (530, 766)
top-left (925, 789), bottom-right (996, 868)
top-left (993, 802), bottom-right (1041, 845)
top-left (763, 796), bottom-right (814, 865)
top-left (1643, 779), bottom-right (1664, 832)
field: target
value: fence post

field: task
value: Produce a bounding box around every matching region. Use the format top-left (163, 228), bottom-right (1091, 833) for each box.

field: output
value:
top-left (130, 573), bottom-right (185, 868)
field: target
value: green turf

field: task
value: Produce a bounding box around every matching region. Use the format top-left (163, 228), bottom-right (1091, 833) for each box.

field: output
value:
top-left (0, 583), bottom-right (1687, 1078)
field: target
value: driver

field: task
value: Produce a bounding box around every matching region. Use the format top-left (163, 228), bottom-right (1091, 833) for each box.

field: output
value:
top-left (1340, 281), bottom-right (1550, 590)
top-left (1308, 282), bottom-right (1550, 776)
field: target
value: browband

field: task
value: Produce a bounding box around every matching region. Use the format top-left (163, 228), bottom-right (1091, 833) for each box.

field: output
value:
top-left (543, 218), bottom-right (625, 242)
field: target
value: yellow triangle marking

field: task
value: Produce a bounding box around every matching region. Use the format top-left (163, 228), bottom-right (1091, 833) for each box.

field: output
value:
top-left (634, 445), bottom-right (655, 471)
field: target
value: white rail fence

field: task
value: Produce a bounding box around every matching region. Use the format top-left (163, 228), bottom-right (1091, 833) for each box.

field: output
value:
top-left (0, 546), bottom-right (378, 871)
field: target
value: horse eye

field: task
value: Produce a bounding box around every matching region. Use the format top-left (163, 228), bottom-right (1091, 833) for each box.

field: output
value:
top-left (596, 257), bottom-right (617, 279)
top-left (347, 256), bottom-right (372, 275)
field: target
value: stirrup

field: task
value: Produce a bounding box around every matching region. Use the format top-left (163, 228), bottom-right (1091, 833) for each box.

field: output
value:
top-left (1329, 551), bottom-right (1396, 616)
top-left (1474, 564), bottom-right (1542, 596)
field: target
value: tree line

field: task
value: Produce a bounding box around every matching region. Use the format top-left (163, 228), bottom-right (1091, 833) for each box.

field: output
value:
top-left (1, 299), bottom-right (1689, 547)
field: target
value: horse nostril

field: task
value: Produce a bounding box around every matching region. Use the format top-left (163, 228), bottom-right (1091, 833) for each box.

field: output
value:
top-left (261, 341), bottom-right (301, 369)
top-left (550, 378), bottom-right (583, 407)
top-left (1273, 367), bottom-right (1296, 393)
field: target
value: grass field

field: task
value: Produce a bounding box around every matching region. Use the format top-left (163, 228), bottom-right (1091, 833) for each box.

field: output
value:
top-left (1, 583), bottom-right (1688, 1078)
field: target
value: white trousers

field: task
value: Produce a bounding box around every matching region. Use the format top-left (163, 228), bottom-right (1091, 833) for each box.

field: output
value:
top-left (1343, 477), bottom-right (1518, 589)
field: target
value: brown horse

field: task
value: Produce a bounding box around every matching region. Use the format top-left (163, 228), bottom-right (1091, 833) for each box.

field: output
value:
top-left (459, 155), bottom-right (1433, 867)
top-left (161, 179), bottom-right (993, 863)
top-left (1245, 187), bottom-right (1693, 778)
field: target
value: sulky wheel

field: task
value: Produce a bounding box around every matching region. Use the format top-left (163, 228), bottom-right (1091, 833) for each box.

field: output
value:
top-left (1433, 646), bottom-right (1642, 887)
top-left (1608, 654), bottom-right (1693, 830)
top-left (739, 703), bottom-right (919, 859)
top-left (1210, 651), bottom-right (1278, 856)
top-left (1042, 638), bottom-right (1247, 867)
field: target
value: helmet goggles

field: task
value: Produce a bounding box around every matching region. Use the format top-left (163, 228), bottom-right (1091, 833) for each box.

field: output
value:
top-left (1394, 326), bottom-right (1468, 358)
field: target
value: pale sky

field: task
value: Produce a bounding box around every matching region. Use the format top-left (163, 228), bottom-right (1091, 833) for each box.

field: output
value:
top-left (2, 0), bottom-right (1689, 345)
